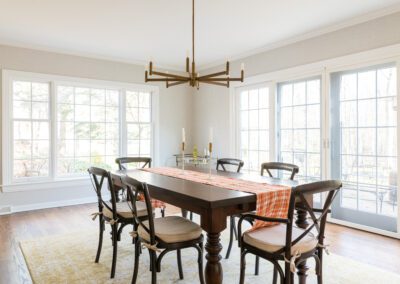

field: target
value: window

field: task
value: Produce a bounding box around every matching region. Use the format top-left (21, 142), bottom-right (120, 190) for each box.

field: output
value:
top-left (56, 86), bottom-right (120, 176)
top-left (331, 64), bottom-right (397, 218)
top-left (2, 71), bottom-right (158, 185)
top-left (277, 78), bottom-right (322, 181)
top-left (12, 81), bottom-right (51, 179)
top-left (126, 91), bottom-right (152, 157)
top-left (238, 86), bottom-right (270, 173)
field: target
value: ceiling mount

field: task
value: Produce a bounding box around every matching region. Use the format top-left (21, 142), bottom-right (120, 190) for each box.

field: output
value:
top-left (144, 0), bottom-right (244, 89)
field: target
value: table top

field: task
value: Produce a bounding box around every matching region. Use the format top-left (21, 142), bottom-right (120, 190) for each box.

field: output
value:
top-left (114, 166), bottom-right (300, 209)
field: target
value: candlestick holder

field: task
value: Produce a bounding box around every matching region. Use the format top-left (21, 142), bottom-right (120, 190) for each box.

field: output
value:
top-left (208, 142), bottom-right (213, 179)
top-left (181, 142), bottom-right (185, 173)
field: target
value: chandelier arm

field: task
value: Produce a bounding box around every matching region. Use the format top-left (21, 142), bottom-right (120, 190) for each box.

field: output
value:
top-left (150, 70), bottom-right (190, 80)
top-left (146, 78), bottom-right (189, 82)
top-left (200, 77), bottom-right (242, 82)
top-left (198, 70), bottom-right (228, 80)
top-left (192, 0), bottom-right (195, 65)
top-left (167, 81), bottom-right (189, 88)
top-left (202, 81), bottom-right (229, 87)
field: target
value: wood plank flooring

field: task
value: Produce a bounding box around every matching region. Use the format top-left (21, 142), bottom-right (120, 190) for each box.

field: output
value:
top-left (0, 203), bottom-right (399, 284)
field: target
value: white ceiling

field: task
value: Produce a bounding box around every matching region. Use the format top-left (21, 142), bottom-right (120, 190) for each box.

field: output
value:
top-left (0, 0), bottom-right (400, 70)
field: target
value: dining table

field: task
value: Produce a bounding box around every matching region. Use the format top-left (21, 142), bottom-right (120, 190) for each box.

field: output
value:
top-left (113, 166), bottom-right (313, 284)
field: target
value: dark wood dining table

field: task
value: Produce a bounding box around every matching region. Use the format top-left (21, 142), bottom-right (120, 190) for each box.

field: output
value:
top-left (114, 166), bottom-right (312, 284)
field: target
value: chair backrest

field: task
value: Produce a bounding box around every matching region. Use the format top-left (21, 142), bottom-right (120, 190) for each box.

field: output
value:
top-left (122, 175), bottom-right (156, 245)
top-left (115, 157), bottom-right (152, 170)
top-left (278, 180), bottom-right (342, 259)
top-left (216, 158), bottom-right (244, 173)
top-left (88, 167), bottom-right (118, 220)
top-left (260, 162), bottom-right (299, 180)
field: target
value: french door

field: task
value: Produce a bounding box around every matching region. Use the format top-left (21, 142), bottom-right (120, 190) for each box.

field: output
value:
top-left (329, 64), bottom-right (398, 232)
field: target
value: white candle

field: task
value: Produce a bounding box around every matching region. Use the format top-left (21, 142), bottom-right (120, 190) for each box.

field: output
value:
top-left (241, 63), bottom-right (245, 71)
top-left (186, 50), bottom-right (190, 58)
top-left (209, 127), bottom-right (213, 143)
top-left (182, 128), bottom-right (186, 143)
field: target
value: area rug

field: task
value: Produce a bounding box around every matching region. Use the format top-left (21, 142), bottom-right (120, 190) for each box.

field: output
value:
top-left (20, 223), bottom-right (400, 284)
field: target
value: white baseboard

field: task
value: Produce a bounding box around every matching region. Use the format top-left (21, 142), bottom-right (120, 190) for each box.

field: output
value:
top-left (3, 195), bottom-right (110, 215)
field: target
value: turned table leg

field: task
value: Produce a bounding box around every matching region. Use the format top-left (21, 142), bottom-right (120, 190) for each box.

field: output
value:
top-left (205, 232), bottom-right (223, 284)
top-left (295, 208), bottom-right (309, 229)
top-left (297, 260), bottom-right (309, 284)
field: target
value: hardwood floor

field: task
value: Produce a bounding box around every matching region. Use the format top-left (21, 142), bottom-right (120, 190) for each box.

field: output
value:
top-left (0, 203), bottom-right (399, 283)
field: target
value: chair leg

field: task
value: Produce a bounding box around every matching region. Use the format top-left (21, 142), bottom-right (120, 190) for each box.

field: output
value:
top-left (190, 211), bottom-right (193, 221)
top-left (272, 266), bottom-right (278, 284)
top-left (110, 224), bottom-right (118, 278)
top-left (317, 250), bottom-right (323, 284)
top-left (95, 218), bottom-right (104, 263)
top-left (150, 251), bottom-right (157, 284)
top-left (197, 243), bottom-right (205, 284)
top-left (232, 216), bottom-right (238, 240)
top-left (131, 240), bottom-right (141, 284)
top-left (225, 216), bottom-right (234, 259)
top-left (239, 248), bottom-right (247, 284)
top-left (161, 208), bottom-right (165, 218)
top-left (254, 256), bottom-right (259, 275)
top-left (177, 249), bottom-right (184, 279)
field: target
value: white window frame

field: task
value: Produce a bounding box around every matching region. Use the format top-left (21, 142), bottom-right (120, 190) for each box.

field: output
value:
top-left (229, 43), bottom-right (400, 238)
top-left (1, 70), bottom-right (160, 192)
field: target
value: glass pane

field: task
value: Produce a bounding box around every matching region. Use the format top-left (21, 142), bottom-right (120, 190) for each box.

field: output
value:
top-left (139, 92), bottom-right (150, 108)
top-left (340, 74), bottom-right (357, 101)
top-left (32, 83), bottom-right (49, 101)
top-left (248, 89), bottom-right (258, 109)
top-left (359, 184), bottom-right (377, 213)
top-left (358, 156), bottom-right (376, 185)
top-left (91, 106), bottom-right (105, 122)
top-left (91, 140), bottom-right (105, 156)
top-left (248, 151), bottom-right (259, 171)
top-left (106, 90), bottom-right (119, 106)
top-left (75, 157), bottom-right (90, 173)
top-left (139, 108), bottom-right (151, 122)
top-left (341, 184), bottom-right (358, 209)
top-left (306, 104), bottom-right (320, 128)
top-left (259, 109), bottom-right (268, 129)
top-left (292, 106), bottom-right (306, 129)
top-left (106, 123), bottom-right (119, 139)
top-left (249, 131), bottom-right (259, 150)
top-left (358, 99), bottom-right (376, 127)
top-left (240, 91), bottom-right (248, 110)
top-left (140, 124), bottom-right (151, 140)
top-left (14, 140), bottom-right (31, 159)
top-left (32, 140), bottom-right (49, 158)
top-left (293, 130), bottom-right (306, 152)
top-left (340, 101), bottom-right (357, 127)
top-left (57, 158), bottom-right (74, 175)
top-left (377, 128), bottom-right (397, 156)
top-left (75, 140), bottom-right (90, 157)
top-left (280, 130), bottom-right (293, 152)
top-left (248, 110), bottom-right (258, 130)
top-left (57, 86), bottom-right (74, 104)
top-left (58, 140), bottom-right (75, 157)
top-left (280, 107), bottom-right (292, 129)
top-left (128, 140), bottom-right (139, 155)
top-left (13, 81), bottom-right (31, 101)
top-left (341, 128), bottom-right (357, 155)
top-left (32, 122), bottom-right (49, 139)
top-left (377, 67), bottom-right (397, 97)
top-left (13, 101), bottom-right (31, 119)
top-left (307, 80), bottom-right (320, 104)
top-left (58, 122), bottom-right (74, 140)
top-left (75, 88), bottom-right (90, 104)
top-left (58, 104), bottom-right (74, 121)
top-left (307, 153), bottom-right (320, 177)
top-left (358, 70), bottom-right (376, 99)
top-left (126, 108), bottom-right (138, 122)
top-left (126, 91), bottom-right (139, 108)
top-left (377, 97), bottom-right (396, 127)
top-left (341, 155), bottom-right (357, 183)
top-left (31, 159), bottom-right (49, 177)
top-left (259, 130), bottom-right (269, 151)
top-left (75, 123), bottom-right (90, 139)
top-left (280, 84), bottom-right (293, 106)
top-left (32, 102), bottom-right (49, 119)
top-left (14, 121), bottom-right (31, 140)
top-left (106, 140), bottom-right (119, 156)
top-left (14, 160), bottom-right (31, 178)
top-left (91, 89), bottom-right (105, 106)
top-left (127, 124), bottom-right (140, 140)
top-left (358, 128), bottom-right (376, 156)
top-left (240, 131), bottom-right (249, 150)
top-left (240, 110), bottom-right (248, 130)
top-left (307, 129), bottom-right (320, 153)
top-left (140, 140), bottom-right (151, 155)
top-left (90, 123), bottom-right (106, 140)
top-left (106, 107), bottom-right (119, 123)
top-left (293, 82), bottom-right (306, 105)
top-left (259, 88), bottom-right (269, 108)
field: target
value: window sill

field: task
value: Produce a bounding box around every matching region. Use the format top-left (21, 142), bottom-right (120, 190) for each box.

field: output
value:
top-left (0, 177), bottom-right (91, 193)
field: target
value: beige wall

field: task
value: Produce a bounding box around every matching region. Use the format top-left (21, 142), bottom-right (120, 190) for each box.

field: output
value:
top-left (193, 11), bottom-right (400, 158)
top-left (0, 45), bottom-right (194, 210)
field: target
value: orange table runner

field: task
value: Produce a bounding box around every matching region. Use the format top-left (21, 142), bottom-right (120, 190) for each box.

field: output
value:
top-left (142, 167), bottom-right (291, 229)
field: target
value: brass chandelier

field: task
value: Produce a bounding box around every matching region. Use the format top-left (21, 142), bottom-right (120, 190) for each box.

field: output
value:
top-left (145, 0), bottom-right (244, 89)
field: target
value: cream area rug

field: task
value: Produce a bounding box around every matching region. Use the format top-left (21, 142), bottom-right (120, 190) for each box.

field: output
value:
top-left (20, 224), bottom-right (400, 284)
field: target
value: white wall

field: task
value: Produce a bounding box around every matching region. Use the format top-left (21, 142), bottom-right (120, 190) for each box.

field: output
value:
top-left (193, 11), bottom-right (400, 159)
top-left (0, 45), bottom-right (193, 212)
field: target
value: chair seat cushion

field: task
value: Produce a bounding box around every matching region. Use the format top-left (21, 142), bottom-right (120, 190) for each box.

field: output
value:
top-left (103, 201), bottom-right (148, 219)
top-left (138, 216), bottom-right (202, 243)
top-left (243, 224), bottom-right (318, 255)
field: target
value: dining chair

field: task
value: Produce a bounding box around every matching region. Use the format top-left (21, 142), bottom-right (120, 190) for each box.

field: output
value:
top-left (261, 162), bottom-right (299, 180)
top-left (116, 157), bottom-right (166, 217)
top-left (88, 167), bottom-right (149, 278)
top-left (216, 158), bottom-right (244, 173)
top-left (238, 180), bottom-right (342, 284)
top-left (116, 157), bottom-right (152, 170)
top-left (122, 175), bottom-right (205, 284)
top-left (214, 158), bottom-right (245, 260)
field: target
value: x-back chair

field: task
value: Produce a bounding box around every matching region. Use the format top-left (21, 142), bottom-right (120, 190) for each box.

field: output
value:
top-left (238, 180), bottom-right (342, 284)
top-left (122, 175), bottom-right (205, 284)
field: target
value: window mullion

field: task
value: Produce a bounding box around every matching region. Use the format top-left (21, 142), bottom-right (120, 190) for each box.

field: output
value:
top-left (50, 81), bottom-right (57, 180)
